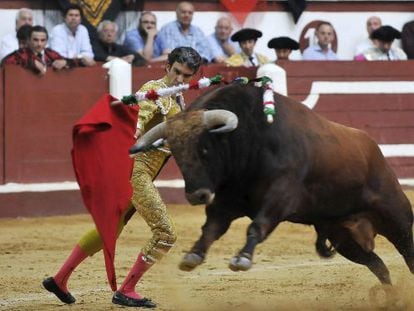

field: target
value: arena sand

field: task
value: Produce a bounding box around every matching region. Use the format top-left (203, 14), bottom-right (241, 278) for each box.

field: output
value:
top-left (1, 190), bottom-right (414, 311)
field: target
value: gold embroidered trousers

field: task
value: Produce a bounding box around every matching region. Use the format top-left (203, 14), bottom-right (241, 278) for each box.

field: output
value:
top-left (130, 149), bottom-right (177, 263)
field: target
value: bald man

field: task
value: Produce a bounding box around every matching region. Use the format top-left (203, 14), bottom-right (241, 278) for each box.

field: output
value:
top-left (0, 8), bottom-right (34, 60)
top-left (158, 1), bottom-right (211, 62)
top-left (207, 16), bottom-right (240, 63)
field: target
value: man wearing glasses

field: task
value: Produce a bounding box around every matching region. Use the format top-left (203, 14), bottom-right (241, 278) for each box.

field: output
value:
top-left (124, 11), bottom-right (168, 62)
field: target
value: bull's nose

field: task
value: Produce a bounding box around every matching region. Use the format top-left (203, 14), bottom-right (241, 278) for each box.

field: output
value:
top-left (186, 189), bottom-right (215, 205)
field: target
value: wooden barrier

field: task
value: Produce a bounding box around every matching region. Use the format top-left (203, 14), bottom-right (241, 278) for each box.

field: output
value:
top-left (1, 61), bottom-right (413, 217)
top-left (279, 61), bottom-right (414, 178)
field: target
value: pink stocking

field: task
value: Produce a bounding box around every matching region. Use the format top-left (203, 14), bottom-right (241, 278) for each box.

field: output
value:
top-left (118, 252), bottom-right (153, 299)
top-left (53, 244), bottom-right (88, 293)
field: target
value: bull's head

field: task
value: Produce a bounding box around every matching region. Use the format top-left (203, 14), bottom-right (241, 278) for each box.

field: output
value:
top-left (129, 109), bottom-right (238, 205)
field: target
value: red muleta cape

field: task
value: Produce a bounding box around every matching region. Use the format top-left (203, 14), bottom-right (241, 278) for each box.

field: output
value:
top-left (72, 94), bottom-right (138, 291)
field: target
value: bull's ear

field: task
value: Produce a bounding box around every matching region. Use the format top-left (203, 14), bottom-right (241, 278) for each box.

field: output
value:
top-left (203, 110), bottom-right (238, 133)
top-left (129, 122), bottom-right (167, 155)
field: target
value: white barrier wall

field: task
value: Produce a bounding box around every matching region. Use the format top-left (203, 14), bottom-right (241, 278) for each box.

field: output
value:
top-left (0, 9), bottom-right (413, 60)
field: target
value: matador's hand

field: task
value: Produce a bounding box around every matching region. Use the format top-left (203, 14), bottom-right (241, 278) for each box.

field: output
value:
top-left (134, 128), bottom-right (142, 139)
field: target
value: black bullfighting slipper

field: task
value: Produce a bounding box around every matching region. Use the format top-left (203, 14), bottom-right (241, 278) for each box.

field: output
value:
top-left (112, 291), bottom-right (156, 308)
top-left (42, 277), bottom-right (76, 304)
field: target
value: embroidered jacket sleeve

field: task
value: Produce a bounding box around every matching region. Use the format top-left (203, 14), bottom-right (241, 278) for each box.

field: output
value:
top-left (137, 78), bottom-right (181, 133)
top-left (225, 53), bottom-right (246, 67)
top-left (257, 53), bottom-right (269, 65)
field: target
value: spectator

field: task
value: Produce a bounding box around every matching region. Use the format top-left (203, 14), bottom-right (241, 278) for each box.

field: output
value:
top-left (16, 24), bottom-right (33, 49)
top-left (1, 25), bottom-right (32, 67)
top-left (2, 26), bottom-right (77, 75)
top-left (402, 20), bottom-right (414, 59)
top-left (50, 4), bottom-right (95, 67)
top-left (207, 16), bottom-right (240, 63)
top-left (93, 20), bottom-right (146, 66)
top-left (158, 1), bottom-right (211, 63)
top-left (225, 28), bottom-right (269, 67)
top-left (124, 11), bottom-right (167, 62)
top-left (355, 25), bottom-right (407, 61)
top-left (0, 8), bottom-right (34, 61)
top-left (354, 16), bottom-right (382, 56)
top-left (267, 36), bottom-right (300, 60)
top-left (57, 0), bottom-right (125, 43)
top-left (302, 22), bottom-right (338, 60)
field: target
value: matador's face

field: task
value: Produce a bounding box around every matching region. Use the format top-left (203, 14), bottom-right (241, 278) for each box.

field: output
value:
top-left (165, 62), bottom-right (195, 86)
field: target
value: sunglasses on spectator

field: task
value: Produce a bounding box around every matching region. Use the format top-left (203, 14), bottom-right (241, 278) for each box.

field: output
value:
top-left (141, 20), bottom-right (156, 25)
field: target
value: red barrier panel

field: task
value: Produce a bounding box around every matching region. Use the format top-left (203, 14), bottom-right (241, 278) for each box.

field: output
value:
top-left (4, 66), bottom-right (108, 183)
top-left (280, 61), bottom-right (414, 178)
top-left (1, 62), bottom-right (414, 217)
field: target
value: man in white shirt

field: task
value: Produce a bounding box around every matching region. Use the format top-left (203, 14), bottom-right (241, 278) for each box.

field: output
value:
top-left (157, 2), bottom-right (211, 63)
top-left (50, 4), bottom-right (95, 66)
top-left (0, 8), bottom-right (34, 61)
top-left (354, 16), bottom-right (382, 57)
top-left (302, 22), bottom-right (338, 61)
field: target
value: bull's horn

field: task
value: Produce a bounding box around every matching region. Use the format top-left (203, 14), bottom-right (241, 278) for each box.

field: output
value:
top-left (129, 122), bottom-right (167, 154)
top-left (203, 110), bottom-right (238, 133)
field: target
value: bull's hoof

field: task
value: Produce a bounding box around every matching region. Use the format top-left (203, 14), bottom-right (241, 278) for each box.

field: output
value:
top-left (179, 253), bottom-right (204, 271)
top-left (229, 254), bottom-right (252, 271)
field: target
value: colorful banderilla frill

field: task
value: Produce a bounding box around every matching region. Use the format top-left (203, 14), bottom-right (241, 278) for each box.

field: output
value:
top-left (260, 76), bottom-right (276, 123)
top-left (233, 75), bottom-right (275, 124)
top-left (113, 75), bottom-right (223, 106)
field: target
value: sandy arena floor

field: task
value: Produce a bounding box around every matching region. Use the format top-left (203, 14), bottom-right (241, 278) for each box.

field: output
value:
top-left (1, 190), bottom-right (414, 311)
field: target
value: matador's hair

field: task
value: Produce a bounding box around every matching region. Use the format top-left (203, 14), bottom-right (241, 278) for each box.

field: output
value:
top-left (168, 47), bottom-right (202, 73)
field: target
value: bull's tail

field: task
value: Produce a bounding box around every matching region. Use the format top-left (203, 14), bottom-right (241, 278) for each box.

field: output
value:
top-left (315, 234), bottom-right (336, 258)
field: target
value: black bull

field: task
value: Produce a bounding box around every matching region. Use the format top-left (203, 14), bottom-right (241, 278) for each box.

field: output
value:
top-left (131, 83), bottom-right (414, 286)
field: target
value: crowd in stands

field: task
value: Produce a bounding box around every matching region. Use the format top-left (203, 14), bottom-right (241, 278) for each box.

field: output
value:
top-left (1, 2), bottom-right (413, 76)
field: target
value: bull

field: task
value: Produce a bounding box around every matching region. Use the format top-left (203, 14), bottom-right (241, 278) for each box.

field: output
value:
top-left (130, 83), bottom-right (414, 288)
